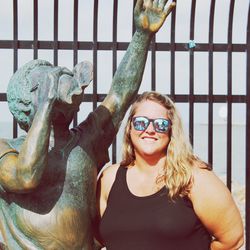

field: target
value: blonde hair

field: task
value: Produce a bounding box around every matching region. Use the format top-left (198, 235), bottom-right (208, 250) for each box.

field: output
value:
top-left (121, 91), bottom-right (210, 199)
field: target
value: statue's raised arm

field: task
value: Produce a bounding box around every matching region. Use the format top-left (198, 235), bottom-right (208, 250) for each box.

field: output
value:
top-left (102, 0), bottom-right (175, 129)
top-left (0, 65), bottom-right (62, 193)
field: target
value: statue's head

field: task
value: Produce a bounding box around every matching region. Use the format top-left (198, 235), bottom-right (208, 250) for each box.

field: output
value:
top-left (7, 59), bottom-right (93, 132)
top-left (7, 60), bottom-right (53, 132)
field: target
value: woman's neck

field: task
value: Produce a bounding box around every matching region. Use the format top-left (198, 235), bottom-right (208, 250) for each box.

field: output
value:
top-left (128, 154), bottom-right (167, 194)
top-left (133, 153), bottom-right (167, 175)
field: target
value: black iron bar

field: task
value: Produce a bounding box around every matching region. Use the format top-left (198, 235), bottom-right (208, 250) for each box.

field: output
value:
top-left (226, 0), bottom-right (235, 191)
top-left (0, 40), bottom-right (247, 52)
top-left (245, 3), bottom-right (250, 249)
top-left (170, 0), bottom-right (177, 100)
top-left (112, 0), bottom-right (118, 164)
top-left (53, 0), bottom-right (58, 66)
top-left (208, 0), bottom-right (216, 167)
top-left (33, 0), bottom-right (38, 59)
top-left (13, 0), bottom-right (18, 138)
top-left (73, 0), bottom-right (79, 127)
top-left (0, 93), bottom-right (247, 103)
top-left (189, 0), bottom-right (196, 146)
top-left (151, 36), bottom-right (156, 91)
top-left (93, 0), bottom-right (98, 111)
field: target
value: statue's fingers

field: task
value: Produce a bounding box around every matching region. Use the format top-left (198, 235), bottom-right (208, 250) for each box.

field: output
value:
top-left (47, 74), bottom-right (59, 99)
top-left (51, 66), bottom-right (62, 75)
top-left (48, 67), bottom-right (61, 90)
top-left (163, 2), bottom-right (176, 17)
top-left (61, 67), bottom-right (72, 76)
top-left (73, 61), bottom-right (93, 87)
top-left (158, 0), bottom-right (168, 10)
top-left (143, 0), bottom-right (153, 9)
top-left (134, 0), bottom-right (144, 14)
top-left (153, 0), bottom-right (159, 9)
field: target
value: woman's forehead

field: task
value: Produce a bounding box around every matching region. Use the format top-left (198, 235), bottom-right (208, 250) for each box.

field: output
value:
top-left (134, 100), bottom-right (168, 118)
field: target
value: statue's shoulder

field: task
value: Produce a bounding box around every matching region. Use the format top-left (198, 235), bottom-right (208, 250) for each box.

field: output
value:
top-left (3, 135), bottom-right (26, 152)
top-left (0, 138), bottom-right (17, 159)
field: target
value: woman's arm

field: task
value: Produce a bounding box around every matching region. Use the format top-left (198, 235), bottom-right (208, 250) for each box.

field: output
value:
top-left (97, 164), bottom-right (120, 217)
top-left (190, 166), bottom-right (244, 250)
top-left (94, 164), bottom-right (120, 247)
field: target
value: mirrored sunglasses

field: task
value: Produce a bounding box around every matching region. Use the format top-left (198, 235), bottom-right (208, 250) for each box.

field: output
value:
top-left (132, 116), bottom-right (171, 133)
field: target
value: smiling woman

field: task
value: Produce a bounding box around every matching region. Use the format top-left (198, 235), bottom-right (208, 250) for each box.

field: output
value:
top-left (129, 100), bottom-right (171, 163)
top-left (96, 91), bottom-right (244, 250)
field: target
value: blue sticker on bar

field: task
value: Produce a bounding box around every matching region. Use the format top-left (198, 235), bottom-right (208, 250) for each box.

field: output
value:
top-left (188, 40), bottom-right (196, 49)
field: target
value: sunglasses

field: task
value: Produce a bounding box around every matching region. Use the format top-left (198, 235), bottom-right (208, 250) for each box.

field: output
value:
top-left (132, 116), bottom-right (171, 133)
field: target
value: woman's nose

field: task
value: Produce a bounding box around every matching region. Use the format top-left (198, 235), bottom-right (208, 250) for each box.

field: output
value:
top-left (145, 121), bottom-right (155, 133)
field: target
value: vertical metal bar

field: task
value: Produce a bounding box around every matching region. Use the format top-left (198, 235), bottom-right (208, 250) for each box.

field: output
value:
top-left (73, 0), bottom-right (78, 127)
top-left (132, 0), bottom-right (136, 35)
top-left (226, 0), bottom-right (235, 191)
top-left (73, 0), bottom-right (78, 66)
top-left (53, 0), bottom-right (58, 66)
top-left (189, 0), bottom-right (196, 146)
top-left (93, 0), bottom-right (98, 110)
top-left (245, 3), bottom-right (250, 249)
top-left (112, 0), bottom-right (118, 164)
top-left (33, 0), bottom-right (38, 59)
top-left (151, 36), bottom-right (156, 91)
top-left (13, 0), bottom-right (18, 138)
top-left (13, 0), bottom-right (18, 71)
top-left (170, 0), bottom-right (177, 100)
top-left (208, 0), bottom-right (216, 166)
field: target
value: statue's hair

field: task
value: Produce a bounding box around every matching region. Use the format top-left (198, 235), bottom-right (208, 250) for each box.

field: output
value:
top-left (121, 91), bottom-right (210, 199)
top-left (7, 59), bottom-right (52, 131)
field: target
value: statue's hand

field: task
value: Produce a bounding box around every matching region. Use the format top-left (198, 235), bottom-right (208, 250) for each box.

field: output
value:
top-left (134, 0), bottom-right (175, 34)
top-left (46, 67), bottom-right (62, 103)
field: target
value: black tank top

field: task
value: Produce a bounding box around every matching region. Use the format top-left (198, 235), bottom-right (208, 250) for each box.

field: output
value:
top-left (99, 166), bottom-right (211, 250)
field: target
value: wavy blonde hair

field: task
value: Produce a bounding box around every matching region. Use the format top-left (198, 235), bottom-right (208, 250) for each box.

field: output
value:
top-left (121, 91), bottom-right (210, 199)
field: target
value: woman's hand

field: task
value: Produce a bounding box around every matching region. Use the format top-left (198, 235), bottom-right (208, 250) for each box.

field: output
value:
top-left (134, 0), bottom-right (175, 34)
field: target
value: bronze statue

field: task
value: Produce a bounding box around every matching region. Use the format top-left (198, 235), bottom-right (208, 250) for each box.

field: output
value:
top-left (0, 1), bottom-right (175, 249)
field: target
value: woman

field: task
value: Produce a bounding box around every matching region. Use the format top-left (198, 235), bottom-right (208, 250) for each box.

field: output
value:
top-left (97, 91), bottom-right (244, 250)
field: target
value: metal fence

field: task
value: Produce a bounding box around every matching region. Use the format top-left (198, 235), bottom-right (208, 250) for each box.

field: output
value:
top-left (0, 0), bottom-right (249, 248)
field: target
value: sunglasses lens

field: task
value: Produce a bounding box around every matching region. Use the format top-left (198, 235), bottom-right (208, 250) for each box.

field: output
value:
top-left (154, 119), bottom-right (170, 133)
top-left (133, 117), bottom-right (149, 131)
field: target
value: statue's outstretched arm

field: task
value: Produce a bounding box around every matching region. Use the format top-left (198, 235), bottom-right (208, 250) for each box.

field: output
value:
top-left (0, 69), bottom-right (60, 193)
top-left (102, 0), bottom-right (175, 129)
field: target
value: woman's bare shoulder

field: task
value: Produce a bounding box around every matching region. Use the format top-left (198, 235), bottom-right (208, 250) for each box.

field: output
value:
top-left (100, 163), bottom-right (120, 180)
top-left (190, 161), bottom-right (231, 204)
top-left (98, 163), bottom-right (120, 192)
top-left (97, 163), bottom-right (121, 204)
top-left (192, 161), bottom-right (219, 183)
